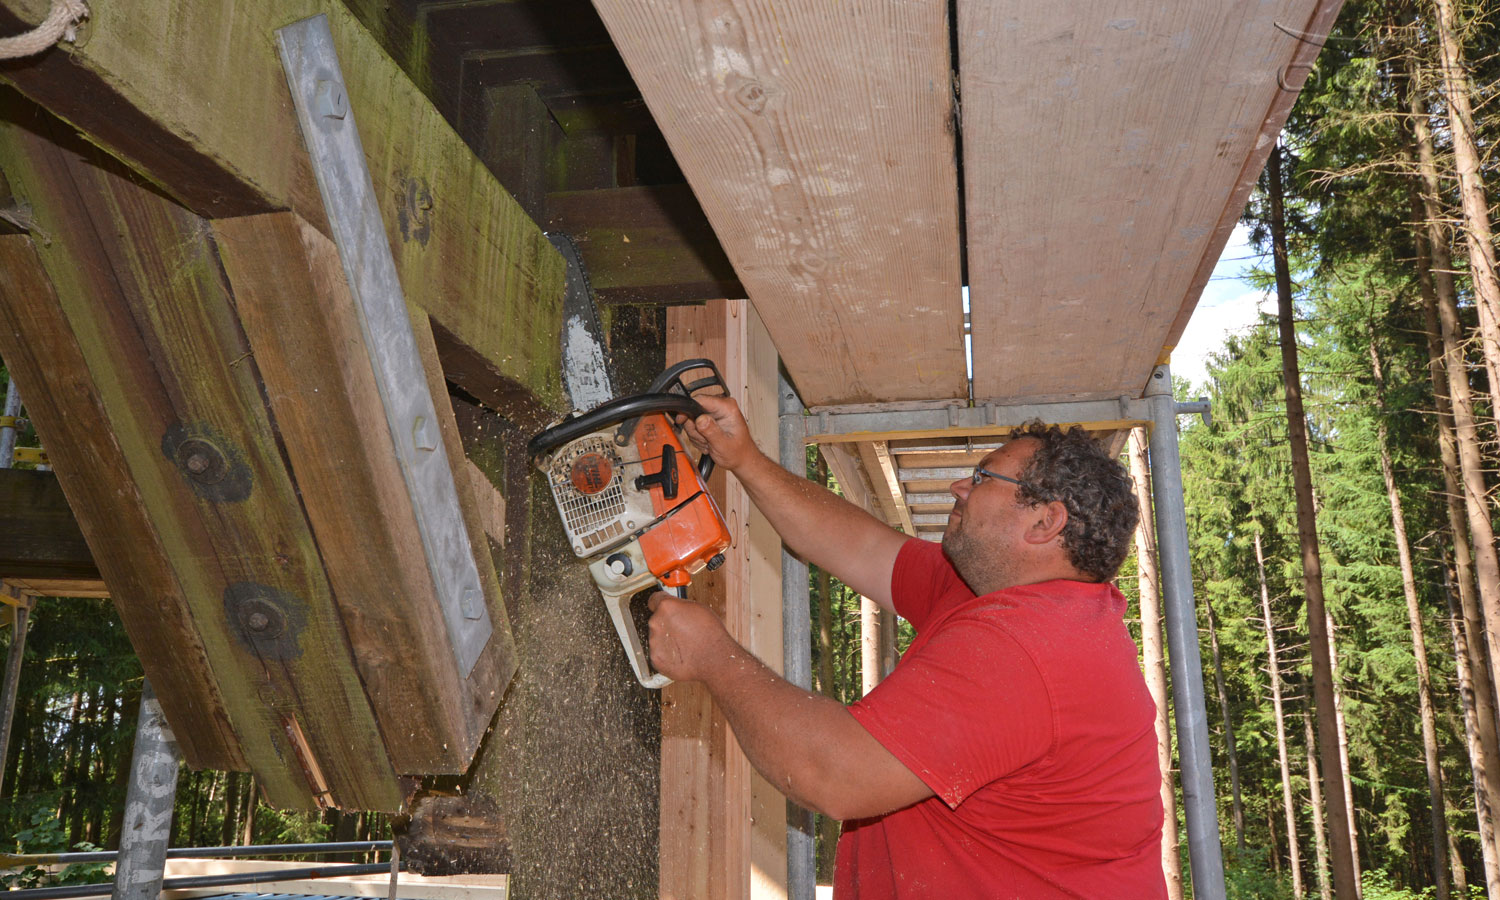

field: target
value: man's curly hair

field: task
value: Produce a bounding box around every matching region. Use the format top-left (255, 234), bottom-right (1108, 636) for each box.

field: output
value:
top-left (1008, 422), bottom-right (1139, 582)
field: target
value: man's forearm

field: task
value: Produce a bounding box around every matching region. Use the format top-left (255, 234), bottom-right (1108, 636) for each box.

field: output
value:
top-left (696, 639), bottom-right (935, 821)
top-left (731, 452), bottom-right (904, 609)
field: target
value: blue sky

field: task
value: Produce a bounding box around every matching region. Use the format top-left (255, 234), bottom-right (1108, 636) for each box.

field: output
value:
top-left (1170, 224), bottom-right (1271, 392)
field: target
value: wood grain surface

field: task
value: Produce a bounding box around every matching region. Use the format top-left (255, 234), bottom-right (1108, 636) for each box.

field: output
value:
top-left (962, 0), bottom-right (1343, 402)
top-left (593, 0), bottom-right (967, 406)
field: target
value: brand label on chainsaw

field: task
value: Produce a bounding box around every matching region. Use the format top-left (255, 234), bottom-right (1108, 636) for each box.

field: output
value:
top-left (570, 452), bottom-right (615, 494)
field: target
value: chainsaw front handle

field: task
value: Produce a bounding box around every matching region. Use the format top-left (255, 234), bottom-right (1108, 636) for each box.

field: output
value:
top-left (528, 393), bottom-right (717, 483)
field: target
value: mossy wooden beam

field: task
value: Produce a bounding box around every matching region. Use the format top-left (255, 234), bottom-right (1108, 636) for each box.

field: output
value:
top-left (215, 211), bottom-right (516, 774)
top-left (0, 0), bottom-right (566, 423)
top-left (0, 116), bottom-right (401, 810)
top-left (0, 237), bottom-right (243, 773)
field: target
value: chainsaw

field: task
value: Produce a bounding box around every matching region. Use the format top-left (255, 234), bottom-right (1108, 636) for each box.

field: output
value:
top-left (528, 359), bottom-right (733, 688)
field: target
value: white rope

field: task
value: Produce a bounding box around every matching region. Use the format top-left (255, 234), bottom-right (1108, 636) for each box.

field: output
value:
top-left (0, 0), bottom-right (88, 60)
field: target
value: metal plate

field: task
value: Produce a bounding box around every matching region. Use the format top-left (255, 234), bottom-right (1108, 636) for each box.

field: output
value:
top-left (276, 15), bottom-right (491, 676)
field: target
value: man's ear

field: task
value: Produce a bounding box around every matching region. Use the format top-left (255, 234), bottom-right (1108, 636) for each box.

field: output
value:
top-left (1024, 500), bottom-right (1069, 545)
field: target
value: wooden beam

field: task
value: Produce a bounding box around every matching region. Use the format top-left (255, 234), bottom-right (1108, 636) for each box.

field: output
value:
top-left (0, 234), bottom-right (242, 773)
top-left (0, 469), bottom-right (95, 581)
top-left (858, 442), bottom-right (915, 537)
top-left (661, 300), bottom-right (785, 899)
top-left (0, 0), bottom-right (567, 422)
top-left (818, 442), bottom-right (878, 517)
top-left (0, 120), bottom-right (399, 810)
top-left (2, 577), bottom-right (108, 600)
top-left (961, 0), bottom-right (1343, 402)
top-left (546, 185), bottom-right (743, 304)
top-left (214, 211), bottom-right (515, 775)
top-left (589, 0), bottom-right (966, 405)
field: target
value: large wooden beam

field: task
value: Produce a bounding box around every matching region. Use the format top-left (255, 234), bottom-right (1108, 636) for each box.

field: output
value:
top-left (590, 0), bottom-right (966, 406)
top-left (661, 300), bottom-right (785, 900)
top-left (0, 118), bottom-right (400, 810)
top-left (0, 0), bottom-right (567, 423)
top-left (214, 211), bottom-right (515, 775)
top-left (546, 185), bottom-right (743, 304)
top-left (0, 469), bottom-right (95, 581)
top-left (961, 0), bottom-right (1344, 402)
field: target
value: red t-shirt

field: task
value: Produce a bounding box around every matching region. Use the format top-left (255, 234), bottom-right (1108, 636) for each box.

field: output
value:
top-left (836, 539), bottom-right (1165, 899)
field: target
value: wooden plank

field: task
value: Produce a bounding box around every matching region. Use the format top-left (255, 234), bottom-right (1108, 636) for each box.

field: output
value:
top-left (818, 442), bottom-right (878, 517)
top-left (661, 300), bottom-right (785, 899)
top-left (0, 469), bottom-right (96, 580)
top-left (0, 236), bottom-right (242, 771)
top-left (962, 0), bottom-right (1343, 402)
top-left (214, 211), bottom-right (513, 774)
top-left (0, 0), bottom-right (568, 421)
top-left (2, 577), bottom-right (109, 599)
top-left (858, 442), bottom-right (914, 537)
top-left (590, 0), bottom-right (966, 406)
top-left (545, 185), bottom-right (743, 305)
top-left (890, 449), bottom-right (990, 469)
top-left (0, 120), bottom-right (399, 809)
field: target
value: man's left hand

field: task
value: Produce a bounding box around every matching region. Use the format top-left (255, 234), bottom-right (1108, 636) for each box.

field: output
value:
top-left (647, 592), bottom-right (736, 683)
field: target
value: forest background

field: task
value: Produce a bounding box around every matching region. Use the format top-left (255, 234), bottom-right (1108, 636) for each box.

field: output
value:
top-left (3, 0), bottom-right (1500, 897)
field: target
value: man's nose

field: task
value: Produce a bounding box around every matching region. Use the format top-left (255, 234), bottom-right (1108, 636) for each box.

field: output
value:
top-left (951, 477), bottom-right (970, 501)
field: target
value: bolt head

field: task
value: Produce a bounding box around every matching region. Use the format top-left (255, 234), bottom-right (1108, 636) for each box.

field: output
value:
top-left (315, 80), bottom-right (348, 120)
top-left (413, 416), bottom-right (439, 452)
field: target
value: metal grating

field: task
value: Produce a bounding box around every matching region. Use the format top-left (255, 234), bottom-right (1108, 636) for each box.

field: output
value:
top-left (545, 435), bottom-right (627, 553)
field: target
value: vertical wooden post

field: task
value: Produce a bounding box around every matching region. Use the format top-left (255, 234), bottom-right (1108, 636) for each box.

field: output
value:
top-left (661, 300), bottom-right (785, 900)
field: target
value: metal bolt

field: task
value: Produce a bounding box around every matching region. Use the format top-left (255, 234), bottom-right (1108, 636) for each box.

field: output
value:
top-left (175, 438), bottom-right (228, 485)
top-left (315, 80), bottom-right (348, 120)
top-left (247, 611), bottom-right (270, 632)
top-left (413, 416), bottom-right (439, 452)
top-left (461, 587), bottom-right (483, 620)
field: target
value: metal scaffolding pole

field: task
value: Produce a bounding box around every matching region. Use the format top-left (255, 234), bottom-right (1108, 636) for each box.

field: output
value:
top-left (1144, 364), bottom-right (1225, 900)
top-left (112, 679), bottom-right (182, 900)
top-left (778, 369), bottom-right (815, 900)
top-left (0, 378), bottom-right (21, 466)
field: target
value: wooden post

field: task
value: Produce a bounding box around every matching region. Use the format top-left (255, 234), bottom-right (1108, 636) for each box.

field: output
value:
top-left (661, 300), bottom-right (785, 900)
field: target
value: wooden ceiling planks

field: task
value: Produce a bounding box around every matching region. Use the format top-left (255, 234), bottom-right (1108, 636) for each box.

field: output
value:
top-left (961, 0), bottom-right (1342, 404)
top-left (589, 0), bottom-right (968, 407)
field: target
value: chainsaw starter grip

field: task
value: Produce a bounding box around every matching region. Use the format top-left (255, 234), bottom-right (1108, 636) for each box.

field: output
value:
top-left (528, 392), bottom-right (717, 482)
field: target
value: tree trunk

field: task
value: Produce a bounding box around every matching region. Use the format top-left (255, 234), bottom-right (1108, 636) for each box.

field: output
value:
top-left (1430, 0), bottom-right (1500, 409)
top-left (1307, 710), bottom-right (1333, 900)
top-left (1267, 142), bottom-right (1358, 898)
top-left (1202, 595), bottom-right (1246, 856)
top-left (1368, 336), bottom-right (1450, 898)
top-left (1326, 615), bottom-right (1360, 891)
top-left (1410, 138), bottom-right (1500, 892)
top-left (1447, 563), bottom-right (1500, 899)
top-left (1258, 532), bottom-right (1303, 897)
top-left (1129, 429), bottom-right (1185, 898)
top-left (240, 775), bottom-right (256, 846)
top-left (1409, 60), bottom-right (1500, 822)
top-left (221, 769), bottom-right (241, 848)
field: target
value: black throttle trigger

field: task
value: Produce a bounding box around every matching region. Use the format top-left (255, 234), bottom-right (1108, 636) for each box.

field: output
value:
top-left (636, 445), bottom-right (680, 500)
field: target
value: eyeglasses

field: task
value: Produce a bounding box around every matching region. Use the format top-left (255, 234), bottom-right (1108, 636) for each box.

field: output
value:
top-left (971, 466), bottom-right (1028, 489)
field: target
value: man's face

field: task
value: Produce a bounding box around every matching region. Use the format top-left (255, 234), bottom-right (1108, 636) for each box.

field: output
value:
top-left (941, 438), bottom-right (1039, 594)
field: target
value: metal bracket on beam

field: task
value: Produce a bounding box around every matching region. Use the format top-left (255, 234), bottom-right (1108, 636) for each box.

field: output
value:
top-left (276, 15), bottom-right (492, 676)
top-left (802, 396), bottom-right (1154, 444)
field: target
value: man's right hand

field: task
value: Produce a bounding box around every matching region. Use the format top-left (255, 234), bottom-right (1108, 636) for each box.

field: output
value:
top-left (682, 394), bottom-right (761, 472)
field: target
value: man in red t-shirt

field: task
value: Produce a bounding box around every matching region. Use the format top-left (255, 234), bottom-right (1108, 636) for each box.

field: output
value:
top-left (648, 396), bottom-right (1165, 898)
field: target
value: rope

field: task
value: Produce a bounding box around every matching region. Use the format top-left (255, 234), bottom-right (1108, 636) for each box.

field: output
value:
top-left (0, 0), bottom-right (88, 60)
